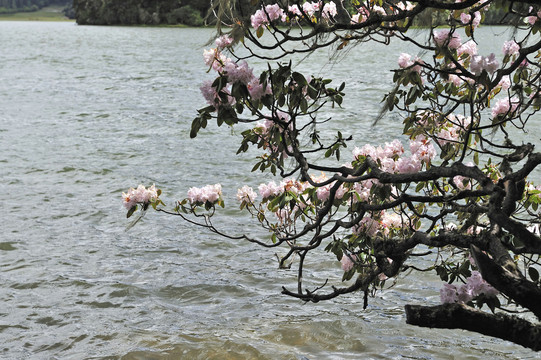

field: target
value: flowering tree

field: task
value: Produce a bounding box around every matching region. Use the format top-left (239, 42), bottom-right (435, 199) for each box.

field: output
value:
top-left (124, 0), bottom-right (541, 350)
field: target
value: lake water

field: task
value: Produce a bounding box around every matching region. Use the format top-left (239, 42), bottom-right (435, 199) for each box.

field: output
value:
top-left (0, 21), bottom-right (538, 359)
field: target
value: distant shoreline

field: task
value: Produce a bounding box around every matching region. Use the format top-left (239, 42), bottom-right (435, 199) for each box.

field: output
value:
top-left (0, 6), bottom-right (72, 22)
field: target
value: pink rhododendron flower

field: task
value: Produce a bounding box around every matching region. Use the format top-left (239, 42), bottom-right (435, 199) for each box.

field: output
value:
top-left (395, 1), bottom-right (414, 11)
top-left (224, 60), bottom-right (254, 85)
top-left (203, 48), bottom-right (230, 72)
top-left (200, 80), bottom-right (219, 105)
top-left (454, 113), bottom-right (471, 127)
top-left (122, 193), bottom-right (138, 210)
top-left (440, 283), bottom-right (458, 304)
top-left (380, 157), bottom-right (396, 173)
top-left (251, 4), bottom-right (284, 29)
top-left (352, 181), bottom-right (371, 203)
top-left (526, 9), bottom-right (541, 25)
top-left (247, 78), bottom-right (272, 100)
top-left (457, 40), bottom-right (478, 57)
top-left (215, 35), bottom-right (233, 49)
top-left (123, 185), bottom-right (159, 209)
top-left (472, 11), bottom-right (481, 27)
top-left (187, 184), bottom-right (222, 204)
top-left (335, 184), bottom-right (347, 199)
top-left (498, 75), bottom-right (511, 90)
top-left (200, 80), bottom-right (235, 108)
top-left (258, 181), bottom-right (283, 200)
top-left (380, 212), bottom-right (405, 234)
top-left (397, 53), bottom-right (423, 72)
top-left (251, 10), bottom-right (268, 29)
top-left (353, 143), bottom-right (377, 160)
top-left (237, 185), bottom-right (257, 203)
top-left (317, 185), bottom-right (331, 201)
top-left (436, 126), bottom-right (460, 145)
top-left (457, 284), bottom-right (474, 303)
top-left (453, 175), bottom-right (471, 190)
top-left (491, 97), bottom-right (519, 119)
top-left (302, 2), bottom-right (317, 17)
top-left (354, 216), bottom-right (380, 237)
top-left (470, 53), bottom-right (499, 75)
top-left (410, 136), bottom-right (436, 164)
top-left (460, 11), bottom-right (480, 27)
top-left (288, 4), bottom-right (302, 17)
top-left (383, 139), bottom-right (405, 158)
top-left (440, 271), bottom-right (498, 304)
top-left (264, 4), bottom-right (284, 21)
top-left (502, 40), bottom-right (520, 56)
top-left (433, 30), bottom-right (461, 49)
top-left (341, 254), bottom-right (357, 271)
top-left (398, 53), bottom-right (412, 68)
top-left (466, 271), bottom-right (499, 297)
top-left (281, 178), bottom-right (305, 195)
top-left (322, 1), bottom-right (337, 19)
top-left (447, 74), bottom-right (463, 87)
top-left (378, 272), bottom-right (388, 281)
top-left (254, 119), bottom-right (273, 136)
top-left (396, 157), bottom-right (422, 173)
top-left (203, 48), bottom-right (217, 67)
top-left (314, 180), bottom-right (346, 202)
top-left (351, 7), bottom-right (369, 24)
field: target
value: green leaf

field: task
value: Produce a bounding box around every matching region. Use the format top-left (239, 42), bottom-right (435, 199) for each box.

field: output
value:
top-left (300, 98), bottom-right (308, 113)
top-left (325, 148), bottom-right (333, 158)
top-left (292, 72), bottom-right (307, 87)
top-left (256, 26), bottom-right (264, 38)
top-left (529, 267), bottom-right (539, 282)
top-left (190, 119), bottom-right (200, 138)
top-left (126, 205), bottom-right (137, 218)
top-left (307, 85), bottom-right (318, 99)
top-left (465, 25), bottom-right (472, 37)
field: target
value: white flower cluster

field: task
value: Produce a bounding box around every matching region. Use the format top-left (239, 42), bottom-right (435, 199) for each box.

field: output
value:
top-left (122, 185), bottom-right (159, 210)
top-left (187, 184), bottom-right (222, 205)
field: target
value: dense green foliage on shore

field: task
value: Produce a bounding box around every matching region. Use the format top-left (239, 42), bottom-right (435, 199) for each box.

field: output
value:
top-left (0, 5), bottom-right (72, 20)
top-left (73, 0), bottom-right (210, 25)
top-left (0, 0), bottom-right (68, 13)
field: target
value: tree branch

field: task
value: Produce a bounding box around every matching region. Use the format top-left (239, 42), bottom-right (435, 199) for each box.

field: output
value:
top-left (405, 303), bottom-right (541, 351)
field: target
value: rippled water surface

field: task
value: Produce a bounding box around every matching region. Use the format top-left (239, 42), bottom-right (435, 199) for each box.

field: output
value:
top-left (0, 21), bottom-right (538, 359)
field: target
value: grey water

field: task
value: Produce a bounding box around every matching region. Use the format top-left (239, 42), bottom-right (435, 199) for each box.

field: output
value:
top-left (0, 21), bottom-right (538, 359)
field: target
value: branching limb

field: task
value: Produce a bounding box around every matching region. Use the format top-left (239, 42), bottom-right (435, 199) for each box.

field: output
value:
top-left (405, 303), bottom-right (541, 351)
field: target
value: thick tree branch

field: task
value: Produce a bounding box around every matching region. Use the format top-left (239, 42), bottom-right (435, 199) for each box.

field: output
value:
top-left (405, 303), bottom-right (541, 351)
